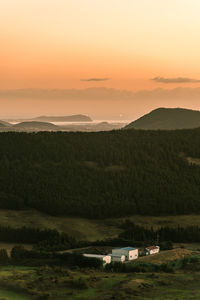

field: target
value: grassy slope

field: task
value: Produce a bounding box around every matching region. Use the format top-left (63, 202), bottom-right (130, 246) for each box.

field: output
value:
top-left (1, 209), bottom-right (200, 242)
top-left (0, 209), bottom-right (121, 241)
top-left (136, 248), bottom-right (194, 264)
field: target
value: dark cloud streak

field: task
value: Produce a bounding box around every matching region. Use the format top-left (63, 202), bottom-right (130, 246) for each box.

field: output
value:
top-left (152, 77), bottom-right (200, 83)
top-left (80, 78), bottom-right (110, 82)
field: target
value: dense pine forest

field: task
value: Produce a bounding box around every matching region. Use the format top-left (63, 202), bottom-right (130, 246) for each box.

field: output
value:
top-left (1, 129), bottom-right (200, 218)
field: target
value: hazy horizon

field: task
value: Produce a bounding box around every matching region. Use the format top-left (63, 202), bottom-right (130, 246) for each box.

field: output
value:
top-left (0, 86), bottom-right (200, 120)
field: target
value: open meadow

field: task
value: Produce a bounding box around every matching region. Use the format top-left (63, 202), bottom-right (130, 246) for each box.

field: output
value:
top-left (1, 209), bottom-right (200, 242)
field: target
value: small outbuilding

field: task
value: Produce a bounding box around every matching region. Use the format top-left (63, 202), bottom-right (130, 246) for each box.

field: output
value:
top-left (112, 247), bottom-right (138, 261)
top-left (83, 254), bottom-right (111, 264)
top-left (145, 246), bottom-right (160, 255)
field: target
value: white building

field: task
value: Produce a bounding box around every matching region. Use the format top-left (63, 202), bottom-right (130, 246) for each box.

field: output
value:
top-left (109, 254), bottom-right (126, 263)
top-left (83, 254), bottom-right (111, 264)
top-left (145, 246), bottom-right (160, 255)
top-left (112, 247), bottom-right (138, 261)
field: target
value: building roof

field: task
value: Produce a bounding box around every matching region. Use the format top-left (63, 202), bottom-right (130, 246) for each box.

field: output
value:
top-left (146, 246), bottom-right (159, 250)
top-left (116, 247), bottom-right (136, 251)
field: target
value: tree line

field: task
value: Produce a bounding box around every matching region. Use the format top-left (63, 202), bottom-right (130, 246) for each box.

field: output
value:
top-left (119, 220), bottom-right (200, 243)
top-left (0, 225), bottom-right (77, 250)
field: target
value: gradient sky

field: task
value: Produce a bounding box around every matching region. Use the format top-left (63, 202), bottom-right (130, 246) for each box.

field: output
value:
top-left (1, 0), bottom-right (200, 90)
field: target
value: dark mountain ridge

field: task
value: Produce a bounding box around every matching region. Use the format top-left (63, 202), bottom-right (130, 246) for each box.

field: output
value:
top-left (125, 107), bottom-right (200, 130)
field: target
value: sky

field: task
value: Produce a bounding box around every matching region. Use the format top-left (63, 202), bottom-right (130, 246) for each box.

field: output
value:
top-left (1, 0), bottom-right (200, 118)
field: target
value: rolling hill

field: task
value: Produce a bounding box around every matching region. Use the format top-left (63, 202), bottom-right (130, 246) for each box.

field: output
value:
top-left (13, 121), bottom-right (59, 131)
top-left (0, 122), bottom-right (7, 128)
top-left (0, 120), bottom-right (11, 127)
top-left (125, 107), bottom-right (200, 130)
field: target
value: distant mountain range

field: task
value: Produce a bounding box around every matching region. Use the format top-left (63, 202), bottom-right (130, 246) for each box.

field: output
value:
top-left (0, 114), bottom-right (92, 131)
top-left (3, 108), bottom-right (200, 132)
top-left (125, 108), bottom-right (200, 130)
top-left (0, 118), bottom-right (125, 132)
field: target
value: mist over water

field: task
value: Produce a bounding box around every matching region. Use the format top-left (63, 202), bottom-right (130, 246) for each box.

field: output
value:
top-left (9, 120), bottom-right (130, 126)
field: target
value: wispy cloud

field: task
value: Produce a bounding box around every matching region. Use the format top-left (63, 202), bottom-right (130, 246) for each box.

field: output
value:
top-left (152, 77), bottom-right (200, 83)
top-left (80, 78), bottom-right (110, 82)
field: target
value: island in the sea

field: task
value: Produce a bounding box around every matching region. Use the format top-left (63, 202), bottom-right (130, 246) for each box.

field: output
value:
top-left (33, 114), bottom-right (92, 122)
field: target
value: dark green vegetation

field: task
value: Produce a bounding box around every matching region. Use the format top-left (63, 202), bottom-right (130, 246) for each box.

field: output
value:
top-left (9, 245), bottom-right (103, 269)
top-left (0, 226), bottom-right (77, 250)
top-left (1, 129), bottom-right (200, 217)
top-left (125, 107), bottom-right (200, 130)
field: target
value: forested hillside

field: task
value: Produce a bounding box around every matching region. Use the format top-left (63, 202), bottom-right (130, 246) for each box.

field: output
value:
top-left (1, 129), bottom-right (200, 218)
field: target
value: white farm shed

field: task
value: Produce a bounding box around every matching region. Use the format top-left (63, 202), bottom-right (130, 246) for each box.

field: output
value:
top-left (109, 254), bottom-right (126, 262)
top-left (83, 254), bottom-right (111, 264)
top-left (112, 247), bottom-right (138, 261)
top-left (146, 246), bottom-right (160, 255)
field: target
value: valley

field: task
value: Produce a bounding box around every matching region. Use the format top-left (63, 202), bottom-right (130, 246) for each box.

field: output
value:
top-left (0, 128), bottom-right (200, 299)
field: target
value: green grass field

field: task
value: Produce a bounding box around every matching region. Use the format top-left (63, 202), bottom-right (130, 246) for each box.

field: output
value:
top-left (0, 261), bottom-right (200, 300)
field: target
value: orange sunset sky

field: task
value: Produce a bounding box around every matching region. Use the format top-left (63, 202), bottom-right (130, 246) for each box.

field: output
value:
top-left (1, 0), bottom-right (200, 118)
